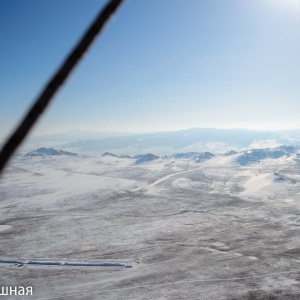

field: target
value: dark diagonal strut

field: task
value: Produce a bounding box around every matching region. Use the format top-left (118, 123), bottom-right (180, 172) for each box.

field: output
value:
top-left (0, 0), bottom-right (125, 175)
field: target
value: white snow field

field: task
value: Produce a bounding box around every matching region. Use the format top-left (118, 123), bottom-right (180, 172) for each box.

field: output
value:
top-left (1, 152), bottom-right (300, 299)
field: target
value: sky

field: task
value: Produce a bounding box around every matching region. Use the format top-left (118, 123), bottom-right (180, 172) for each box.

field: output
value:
top-left (0, 0), bottom-right (300, 139)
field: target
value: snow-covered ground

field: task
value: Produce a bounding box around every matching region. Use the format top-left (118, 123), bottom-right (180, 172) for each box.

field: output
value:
top-left (1, 152), bottom-right (300, 299)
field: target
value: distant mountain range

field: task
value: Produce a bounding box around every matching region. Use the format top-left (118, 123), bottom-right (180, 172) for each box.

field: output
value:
top-left (4, 128), bottom-right (300, 156)
top-left (61, 128), bottom-right (300, 155)
top-left (24, 145), bottom-right (300, 166)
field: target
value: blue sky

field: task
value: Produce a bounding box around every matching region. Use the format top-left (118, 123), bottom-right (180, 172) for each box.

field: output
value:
top-left (0, 0), bottom-right (300, 138)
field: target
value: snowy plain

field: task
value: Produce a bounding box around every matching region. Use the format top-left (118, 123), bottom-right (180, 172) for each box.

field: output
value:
top-left (1, 150), bottom-right (300, 299)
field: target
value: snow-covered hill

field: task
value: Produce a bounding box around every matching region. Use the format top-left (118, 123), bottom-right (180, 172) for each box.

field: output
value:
top-left (24, 147), bottom-right (78, 158)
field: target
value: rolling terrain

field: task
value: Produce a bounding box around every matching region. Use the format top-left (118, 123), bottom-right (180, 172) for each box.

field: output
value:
top-left (1, 147), bottom-right (300, 299)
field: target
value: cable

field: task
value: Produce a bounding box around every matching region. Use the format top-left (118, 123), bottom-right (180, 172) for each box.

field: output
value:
top-left (0, 0), bottom-right (125, 176)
